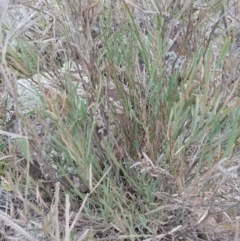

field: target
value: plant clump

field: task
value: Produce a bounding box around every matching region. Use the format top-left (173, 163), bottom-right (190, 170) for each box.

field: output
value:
top-left (0, 0), bottom-right (240, 240)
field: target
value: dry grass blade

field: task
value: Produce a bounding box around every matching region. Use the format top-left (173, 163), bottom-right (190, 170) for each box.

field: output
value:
top-left (64, 194), bottom-right (70, 241)
top-left (142, 225), bottom-right (183, 241)
top-left (69, 193), bottom-right (89, 232)
top-left (0, 130), bottom-right (29, 139)
top-left (53, 182), bottom-right (60, 240)
top-left (0, 210), bottom-right (38, 241)
top-left (77, 229), bottom-right (89, 241)
top-left (0, 0), bottom-right (8, 21)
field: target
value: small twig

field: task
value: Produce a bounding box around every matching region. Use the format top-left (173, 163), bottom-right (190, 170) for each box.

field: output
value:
top-left (65, 194), bottom-right (70, 241)
top-left (54, 182), bottom-right (60, 241)
top-left (0, 130), bottom-right (29, 139)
